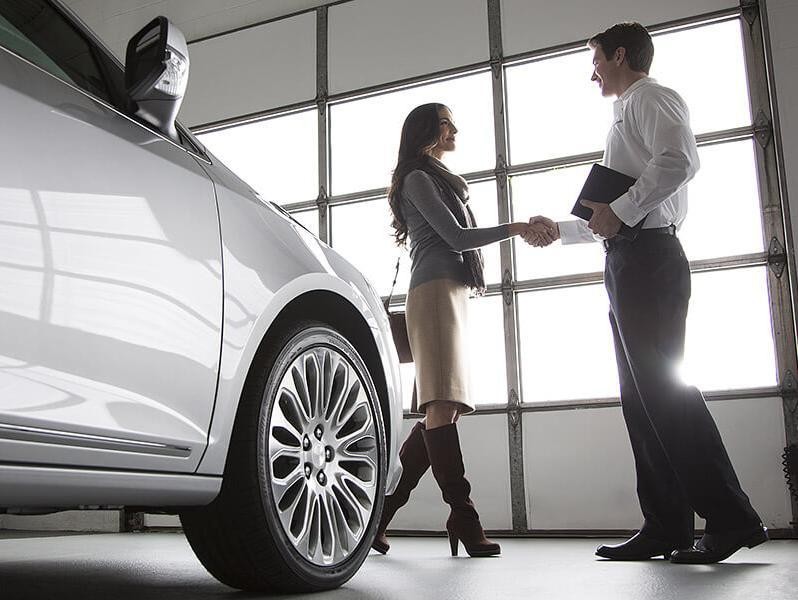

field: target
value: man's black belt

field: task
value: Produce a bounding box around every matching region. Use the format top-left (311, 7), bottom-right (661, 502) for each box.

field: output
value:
top-left (603, 224), bottom-right (676, 250)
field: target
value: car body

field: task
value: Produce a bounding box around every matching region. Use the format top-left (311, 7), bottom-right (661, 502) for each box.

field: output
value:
top-left (0, 0), bottom-right (402, 592)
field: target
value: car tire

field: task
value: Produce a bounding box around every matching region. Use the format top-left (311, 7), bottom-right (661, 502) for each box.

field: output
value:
top-left (180, 320), bottom-right (386, 593)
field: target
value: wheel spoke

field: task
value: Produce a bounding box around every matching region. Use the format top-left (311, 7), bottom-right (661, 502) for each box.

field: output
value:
top-left (272, 384), bottom-right (309, 439)
top-left (331, 473), bottom-right (369, 541)
top-left (275, 473), bottom-right (309, 538)
top-left (305, 352), bottom-right (323, 420)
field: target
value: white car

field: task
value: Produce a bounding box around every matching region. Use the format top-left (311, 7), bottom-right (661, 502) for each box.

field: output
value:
top-left (0, 1), bottom-right (402, 593)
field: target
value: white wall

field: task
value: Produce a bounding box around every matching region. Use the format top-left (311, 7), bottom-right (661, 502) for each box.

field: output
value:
top-left (328, 0), bottom-right (489, 93)
top-left (65, 0), bottom-right (330, 58)
top-left (181, 13), bottom-right (316, 126)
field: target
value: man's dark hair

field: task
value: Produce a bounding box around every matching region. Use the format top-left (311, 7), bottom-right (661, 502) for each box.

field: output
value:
top-left (588, 22), bottom-right (654, 74)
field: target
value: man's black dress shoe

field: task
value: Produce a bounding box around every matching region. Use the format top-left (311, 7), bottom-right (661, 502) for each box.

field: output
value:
top-left (670, 524), bottom-right (768, 564)
top-left (595, 532), bottom-right (678, 560)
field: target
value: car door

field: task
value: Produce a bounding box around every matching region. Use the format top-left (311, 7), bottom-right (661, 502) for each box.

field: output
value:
top-left (0, 1), bottom-right (222, 472)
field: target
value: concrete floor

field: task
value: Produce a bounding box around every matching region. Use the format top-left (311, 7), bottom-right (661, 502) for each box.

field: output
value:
top-left (0, 532), bottom-right (795, 600)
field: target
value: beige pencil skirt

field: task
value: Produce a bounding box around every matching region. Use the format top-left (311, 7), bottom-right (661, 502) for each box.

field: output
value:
top-left (405, 278), bottom-right (474, 415)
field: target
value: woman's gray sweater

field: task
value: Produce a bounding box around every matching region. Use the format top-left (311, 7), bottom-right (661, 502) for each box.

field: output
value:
top-left (402, 169), bottom-right (512, 290)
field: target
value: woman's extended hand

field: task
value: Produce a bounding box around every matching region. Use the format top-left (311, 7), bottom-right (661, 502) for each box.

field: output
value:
top-left (513, 216), bottom-right (559, 247)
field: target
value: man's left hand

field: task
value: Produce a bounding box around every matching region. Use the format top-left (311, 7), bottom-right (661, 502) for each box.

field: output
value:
top-left (580, 199), bottom-right (622, 238)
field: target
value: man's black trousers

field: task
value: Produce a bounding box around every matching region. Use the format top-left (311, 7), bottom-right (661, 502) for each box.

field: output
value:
top-left (603, 232), bottom-right (760, 546)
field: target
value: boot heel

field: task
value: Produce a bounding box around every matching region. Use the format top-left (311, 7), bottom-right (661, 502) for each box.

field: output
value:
top-left (449, 533), bottom-right (459, 556)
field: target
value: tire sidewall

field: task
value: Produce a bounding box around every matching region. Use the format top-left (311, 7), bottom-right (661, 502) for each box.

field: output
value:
top-left (256, 323), bottom-right (386, 589)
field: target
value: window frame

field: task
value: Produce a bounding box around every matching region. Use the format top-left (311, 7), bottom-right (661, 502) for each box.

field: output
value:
top-left (185, 5), bottom-right (795, 412)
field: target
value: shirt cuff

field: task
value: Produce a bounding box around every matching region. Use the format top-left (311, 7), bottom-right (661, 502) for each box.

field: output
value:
top-left (557, 220), bottom-right (590, 245)
top-left (610, 192), bottom-right (646, 227)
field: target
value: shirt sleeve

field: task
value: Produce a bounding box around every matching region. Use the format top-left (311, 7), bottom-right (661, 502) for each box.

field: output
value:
top-left (610, 88), bottom-right (700, 227)
top-left (557, 219), bottom-right (601, 245)
top-left (403, 170), bottom-right (511, 251)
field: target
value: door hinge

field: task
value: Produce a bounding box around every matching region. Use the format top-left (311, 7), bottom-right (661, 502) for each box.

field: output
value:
top-left (768, 236), bottom-right (787, 279)
top-left (508, 388), bottom-right (521, 427)
top-left (501, 268), bottom-right (514, 306)
top-left (781, 370), bottom-right (798, 398)
top-left (740, 0), bottom-right (759, 27)
top-left (753, 110), bottom-right (772, 148)
top-left (495, 154), bottom-right (508, 191)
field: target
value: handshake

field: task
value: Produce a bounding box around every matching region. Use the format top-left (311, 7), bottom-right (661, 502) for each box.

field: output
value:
top-left (512, 216), bottom-right (559, 247)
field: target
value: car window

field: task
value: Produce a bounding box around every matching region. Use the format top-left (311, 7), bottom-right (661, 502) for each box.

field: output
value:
top-left (0, 0), bottom-right (112, 102)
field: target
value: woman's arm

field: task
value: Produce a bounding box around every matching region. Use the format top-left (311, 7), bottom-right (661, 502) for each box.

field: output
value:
top-left (404, 170), bottom-right (526, 251)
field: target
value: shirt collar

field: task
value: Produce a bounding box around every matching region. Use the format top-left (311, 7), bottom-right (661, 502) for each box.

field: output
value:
top-left (622, 76), bottom-right (653, 98)
top-left (613, 76), bottom-right (654, 117)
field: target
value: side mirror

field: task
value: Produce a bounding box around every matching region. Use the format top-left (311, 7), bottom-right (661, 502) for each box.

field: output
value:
top-left (125, 16), bottom-right (189, 141)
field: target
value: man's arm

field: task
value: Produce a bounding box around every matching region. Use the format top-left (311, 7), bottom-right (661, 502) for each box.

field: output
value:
top-left (609, 88), bottom-right (700, 227)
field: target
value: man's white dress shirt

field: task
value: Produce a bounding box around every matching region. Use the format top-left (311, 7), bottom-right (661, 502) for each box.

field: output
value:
top-left (559, 77), bottom-right (700, 244)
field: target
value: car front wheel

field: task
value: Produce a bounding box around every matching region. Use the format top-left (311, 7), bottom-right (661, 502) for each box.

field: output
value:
top-left (180, 320), bottom-right (386, 593)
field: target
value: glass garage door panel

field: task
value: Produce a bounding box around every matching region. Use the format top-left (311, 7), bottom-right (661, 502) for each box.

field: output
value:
top-left (518, 266), bottom-right (776, 402)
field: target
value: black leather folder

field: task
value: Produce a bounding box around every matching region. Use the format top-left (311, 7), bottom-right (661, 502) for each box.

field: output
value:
top-left (571, 164), bottom-right (643, 240)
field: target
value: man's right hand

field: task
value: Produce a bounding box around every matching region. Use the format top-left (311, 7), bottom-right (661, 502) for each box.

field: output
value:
top-left (523, 216), bottom-right (559, 247)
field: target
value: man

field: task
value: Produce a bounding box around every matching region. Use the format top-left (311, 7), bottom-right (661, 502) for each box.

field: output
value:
top-left (527, 22), bottom-right (767, 563)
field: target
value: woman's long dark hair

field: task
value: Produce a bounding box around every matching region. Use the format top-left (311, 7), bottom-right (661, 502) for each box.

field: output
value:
top-left (388, 103), bottom-right (447, 246)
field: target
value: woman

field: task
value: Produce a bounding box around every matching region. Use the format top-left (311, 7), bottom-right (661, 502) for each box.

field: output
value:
top-left (373, 103), bottom-right (552, 557)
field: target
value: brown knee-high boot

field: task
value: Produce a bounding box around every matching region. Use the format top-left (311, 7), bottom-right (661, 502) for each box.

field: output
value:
top-left (422, 423), bottom-right (501, 557)
top-left (372, 421), bottom-right (430, 554)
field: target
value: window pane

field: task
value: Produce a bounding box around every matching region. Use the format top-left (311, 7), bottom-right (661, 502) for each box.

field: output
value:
top-left (653, 20), bottom-right (750, 136)
top-left (329, 73), bottom-right (495, 195)
top-left (518, 283), bottom-right (617, 402)
top-left (517, 266), bottom-right (776, 402)
top-left (506, 50), bottom-right (608, 165)
top-left (469, 180), bottom-right (502, 285)
top-left (466, 294), bottom-right (507, 405)
top-left (330, 198), bottom-right (409, 296)
top-left (512, 140), bottom-right (764, 281)
top-left (679, 139), bottom-right (764, 260)
top-left (511, 163), bottom-right (605, 281)
top-left (682, 267), bottom-right (776, 391)
top-left (198, 110), bottom-right (318, 205)
top-left (506, 20), bottom-right (751, 165)
top-left (290, 208), bottom-right (319, 237)
top-left (400, 361), bottom-right (415, 411)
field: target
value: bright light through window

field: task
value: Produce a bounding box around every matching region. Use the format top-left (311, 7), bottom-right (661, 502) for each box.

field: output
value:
top-left (679, 139), bottom-right (764, 260)
top-left (511, 163), bottom-right (605, 281)
top-left (506, 50), bottom-right (609, 165)
top-left (198, 109), bottom-right (318, 205)
top-left (682, 267), bottom-right (776, 390)
top-left (468, 181), bottom-right (502, 285)
top-left (291, 209), bottom-right (319, 237)
top-left (330, 198), bottom-right (410, 296)
top-left (505, 19), bottom-right (751, 166)
top-left (467, 294), bottom-right (507, 404)
top-left (329, 73), bottom-right (495, 195)
top-left (653, 20), bottom-right (751, 135)
top-left (517, 266), bottom-right (775, 402)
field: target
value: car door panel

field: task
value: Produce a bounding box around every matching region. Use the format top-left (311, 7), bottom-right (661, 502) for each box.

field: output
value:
top-left (0, 48), bottom-right (222, 472)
